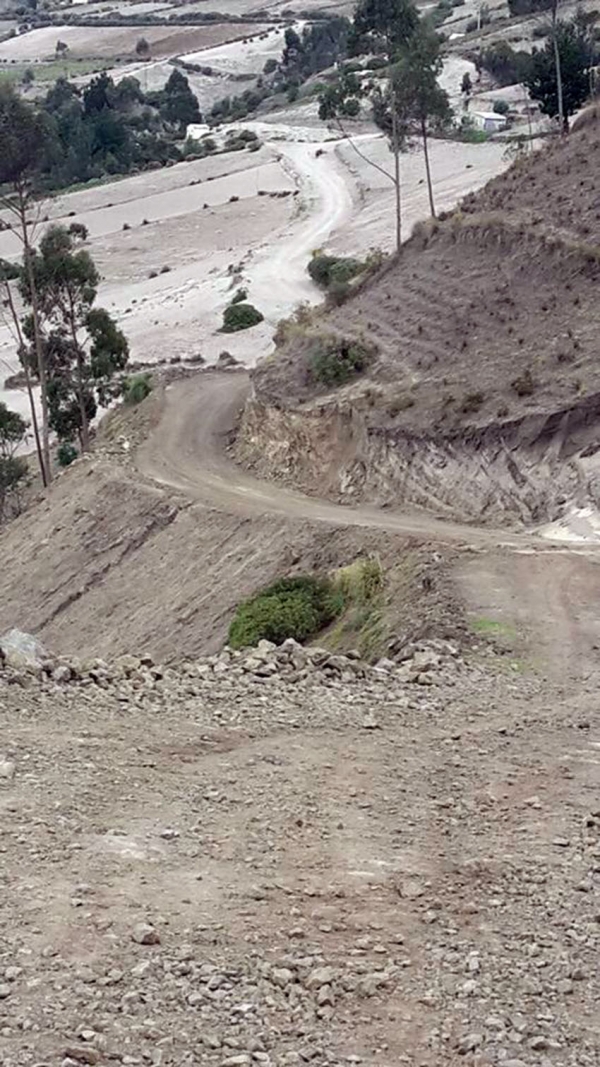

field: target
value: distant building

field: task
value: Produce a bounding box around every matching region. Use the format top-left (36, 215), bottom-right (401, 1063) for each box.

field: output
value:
top-left (471, 111), bottom-right (508, 133)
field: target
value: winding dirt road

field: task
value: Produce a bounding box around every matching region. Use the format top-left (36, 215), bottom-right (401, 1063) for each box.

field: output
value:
top-left (137, 371), bottom-right (600, 681)
top-left (137, 371), bottom-right (522, 546)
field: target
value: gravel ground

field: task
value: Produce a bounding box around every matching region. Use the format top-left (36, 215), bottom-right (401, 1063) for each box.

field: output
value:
top-left (0, 636), bottom-right (598, 1067)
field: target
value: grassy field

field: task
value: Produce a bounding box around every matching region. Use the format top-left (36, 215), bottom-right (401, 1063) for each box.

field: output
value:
top-left (0, 57), bottom-right (108, 83)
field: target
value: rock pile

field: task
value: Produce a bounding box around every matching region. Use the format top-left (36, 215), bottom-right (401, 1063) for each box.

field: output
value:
top-left (0, 630), bottom-right (464, 694)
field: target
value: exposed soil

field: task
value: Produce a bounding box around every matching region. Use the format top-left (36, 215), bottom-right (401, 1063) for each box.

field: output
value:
top-left (237, 112), bottom-right (600, 527)
top-left (1, 368), bottom-right (600, 1067)
top-left (0, 23), bottom-right (273, 61)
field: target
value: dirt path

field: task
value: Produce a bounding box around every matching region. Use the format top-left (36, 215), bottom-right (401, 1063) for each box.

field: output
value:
top-left (137, 372), bottom-right (600, 684)
top-left (137, 372), bottom-right (522, 545)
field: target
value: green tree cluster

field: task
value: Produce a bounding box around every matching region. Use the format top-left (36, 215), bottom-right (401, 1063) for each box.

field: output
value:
top-left (0, 403), bottom-right (28, 525)
top-left (3, 68), bottom-right (202, 193)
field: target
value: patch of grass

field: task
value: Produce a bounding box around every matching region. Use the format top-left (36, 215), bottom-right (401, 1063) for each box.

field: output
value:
top-left (471, 616), bottom-right (517, 641)
top-left (0, 58), bottom-right (107, 83)
top-left (228, 575), bottom-right (342, 649)
top-left (321, 558), bottom-right (385, 661)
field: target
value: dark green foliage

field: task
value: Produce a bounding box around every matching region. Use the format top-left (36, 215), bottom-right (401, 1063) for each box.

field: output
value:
top-left (0, 68), bottom-right (202, 193)
top-left (479, 42), bottom-right (533, 87)
top-left (508, 0), bottom-right (552, 14)
top-left (209, 18), bottom-right (351, 126)
top-left (307, 252), bottom-right (366, 288)
top-left (310, 338), bottom-right (370, 386)
top-left (228, 575), bottom-right (342, 649)
top-left (525, 18), bottom-right (596, 127)
top-left (123, 372), bottom-right (152, 404)
top-left (0, 402), bottom-right (28, 523)
top-left (19, 225), bottom-right (129, 445)
top-left (0, 258), bottom-right (20, 281)
top-left (159, 68), bottom-right (202, 129)
top-left (221, 302), bottom-right (264, 332)
top-left (0, 84), bottom-right (56, 190)
top-left (57, 440), bottom-right (78, 466)
top-left (230, 287), bottom-right (248, 305)
top-left (493, 98), bottom-right (510, 115)
top-left (353, 0), bottom-right (419, 56)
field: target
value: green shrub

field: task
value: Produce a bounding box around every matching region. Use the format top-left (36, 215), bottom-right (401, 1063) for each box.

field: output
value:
top-left (493, 98), bottom-right (510, 115)
top-left (308, 252), bottom-right (365, 289)
top-left (228, 575), bottom-right (342, 649)
top-left (57, 441), bottom-right (78, 467)
top-left (123, 372), bottom-right (153, 405)
top-left (310, 338), bottom-right (370, 386)
top-left (221, 302), bottom-right (264, 332)
top-left (230, 287), bottom-right (248, 305)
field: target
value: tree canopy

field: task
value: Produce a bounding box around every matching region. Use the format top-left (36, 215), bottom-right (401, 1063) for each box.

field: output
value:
top-left (525, 17), bottom-right (596, 127)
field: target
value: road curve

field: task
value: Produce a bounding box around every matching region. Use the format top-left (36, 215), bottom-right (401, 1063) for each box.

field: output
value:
top-left (137, 371), bottom-right (548, 549)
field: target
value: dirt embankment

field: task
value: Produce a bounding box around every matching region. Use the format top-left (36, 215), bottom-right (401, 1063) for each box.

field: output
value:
top-left (236, 114), bottom-right (600, 527)
top-left (0, 437), bottom-right (461, 662)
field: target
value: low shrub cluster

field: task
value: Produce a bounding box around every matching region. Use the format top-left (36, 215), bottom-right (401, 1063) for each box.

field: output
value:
top-left (228, 575), bottom-right (342, 649)
top-left (307, 252), bottom-right (366, 290)
top-left (310, 337), bottom-right (371, 387)
top-left (123, 372), bottom-right (153, 405)
top-left (221, 302), bottom-right (264, 333)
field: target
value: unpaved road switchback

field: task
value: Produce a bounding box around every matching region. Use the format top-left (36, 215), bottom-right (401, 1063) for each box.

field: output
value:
top-left (137, 372), bottom-right (600, 683)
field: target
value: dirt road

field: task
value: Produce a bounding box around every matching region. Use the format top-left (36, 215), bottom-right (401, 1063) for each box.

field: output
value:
top-left (137, 372), bottom-right (522, 545)
top-left (138, 372), bottom-right (600, 683)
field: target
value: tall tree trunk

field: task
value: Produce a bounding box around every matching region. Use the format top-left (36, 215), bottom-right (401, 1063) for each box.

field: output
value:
top-left (68, 300), bottom-right (90, 452)
top-left (17, 185), bottom-right (52, 483)
top-left (421, 117), bottom-right (436, 218)
top-left (552, 0), bottom-right (566, 131)
top-left (74, 347), bottom-right (90, 451)
top-left (391, 98), bottom-right (402, 254)
top-left (2, 279), bottom-right (46, 487)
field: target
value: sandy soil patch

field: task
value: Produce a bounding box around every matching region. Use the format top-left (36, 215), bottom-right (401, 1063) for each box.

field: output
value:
top-left (0, 22), bottom-right (272, 62)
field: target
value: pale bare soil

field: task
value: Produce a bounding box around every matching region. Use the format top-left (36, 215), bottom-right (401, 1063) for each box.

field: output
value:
top-left (0, 23), bottom-right (272, 61)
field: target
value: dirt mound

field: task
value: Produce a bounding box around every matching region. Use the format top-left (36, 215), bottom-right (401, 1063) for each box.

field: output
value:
top-left (240, 121), bottom-right (600, 525)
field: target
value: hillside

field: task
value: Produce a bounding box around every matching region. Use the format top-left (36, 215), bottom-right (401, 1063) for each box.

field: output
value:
top-left (237, 111), bottom-right (600, 526)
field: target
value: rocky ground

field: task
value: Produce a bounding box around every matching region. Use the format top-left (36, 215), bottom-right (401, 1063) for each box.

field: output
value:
top-left (1, 631), bottom-right (598, 1067)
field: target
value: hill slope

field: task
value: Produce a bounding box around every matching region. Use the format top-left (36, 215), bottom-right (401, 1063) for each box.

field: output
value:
top-left (237, 113), bottom-right (600, 525)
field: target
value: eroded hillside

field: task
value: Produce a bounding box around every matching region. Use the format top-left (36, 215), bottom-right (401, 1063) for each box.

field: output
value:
top-left (238, 111), bottom-right (600, 526)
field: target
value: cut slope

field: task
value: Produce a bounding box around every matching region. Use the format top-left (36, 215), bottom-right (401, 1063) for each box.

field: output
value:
top-left (240, 113), bottom-right (600, 524)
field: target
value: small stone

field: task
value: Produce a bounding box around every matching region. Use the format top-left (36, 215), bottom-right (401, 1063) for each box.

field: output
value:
top-left (306, 966), bottom-right (335, 989)
top-left (221, 1056), bottom-right (251, 1067)
top-left (457, 1033), bottom-right (482, 1054)
top-left (131, 922), bottom-right (160, 945)
top-left (4, 967), bottom-right (21, 981)
top-left (0, 984), bottom-right (11, 999)
top-left (53, 665), bottom-right (72, 683)
top-left (361, 713), bottom-right (380, 730)
top-left (529, 1036), bottom-right (549, 1051)
top-left (0, 760), bottom-right (15, 781)
top-left (63, 1048), bottom-right (101, 1066)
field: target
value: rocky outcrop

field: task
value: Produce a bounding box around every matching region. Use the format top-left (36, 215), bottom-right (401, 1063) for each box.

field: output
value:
top-left (236, 390), bottom-right (600, 527)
